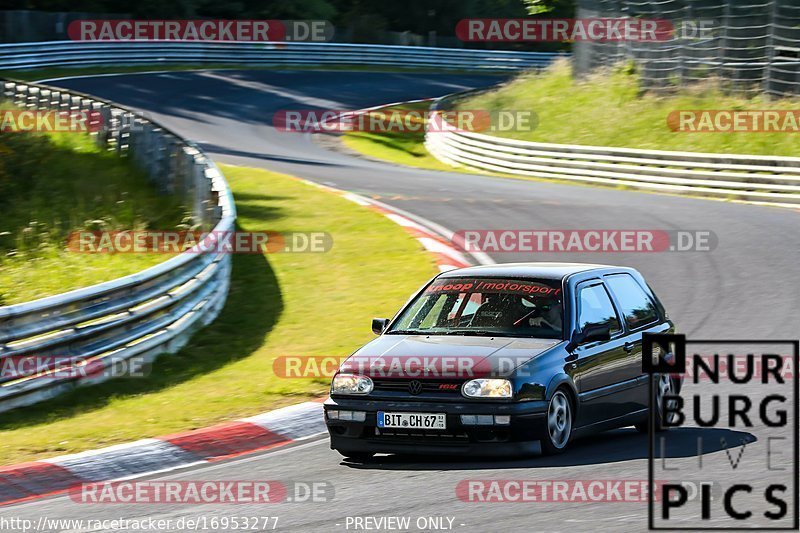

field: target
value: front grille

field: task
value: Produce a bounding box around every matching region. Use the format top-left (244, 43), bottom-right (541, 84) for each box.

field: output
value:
top-left (371, 427), bottom-right (469, 444)
top-left (371, 378), bottom-right (464, 396)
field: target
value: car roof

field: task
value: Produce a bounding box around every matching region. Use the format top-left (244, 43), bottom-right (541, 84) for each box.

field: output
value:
top-left (437, 262), bottom-right (622, 281)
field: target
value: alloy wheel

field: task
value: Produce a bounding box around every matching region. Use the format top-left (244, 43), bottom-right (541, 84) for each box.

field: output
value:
top-left (547, 390), bottom-right (572, 449)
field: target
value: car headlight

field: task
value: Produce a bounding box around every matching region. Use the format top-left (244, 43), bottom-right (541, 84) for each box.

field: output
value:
top-left (462, 378), bottom-right (512, 399)
top-left (331, 373), bottom-right (374, 395)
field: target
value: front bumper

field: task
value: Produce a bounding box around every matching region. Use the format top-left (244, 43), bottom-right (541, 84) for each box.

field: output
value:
top-left (325, 396), bottom-right (548, 457)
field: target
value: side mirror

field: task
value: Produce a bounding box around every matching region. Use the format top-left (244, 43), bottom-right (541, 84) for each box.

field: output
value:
top-left (566, 323), bottom-right (611, 352)
top-left (372, 318), bottom-right (390, 335)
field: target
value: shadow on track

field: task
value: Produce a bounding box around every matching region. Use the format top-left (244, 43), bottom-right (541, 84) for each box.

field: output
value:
top-left (341, 427), bottom-right (757, 471)
top-left (202, 143), bottom-right (348, 167)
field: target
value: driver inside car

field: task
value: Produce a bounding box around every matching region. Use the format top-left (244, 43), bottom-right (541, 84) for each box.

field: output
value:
top-left (528, 302), bottom-right (563, 334)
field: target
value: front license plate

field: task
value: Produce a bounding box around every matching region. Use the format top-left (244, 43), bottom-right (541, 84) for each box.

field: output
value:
top-left (377, 412), bottom-right (446, 429)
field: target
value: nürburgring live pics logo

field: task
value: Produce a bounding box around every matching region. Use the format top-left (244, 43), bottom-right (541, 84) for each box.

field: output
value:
top-left (643, 333), bottom-right (798, 530)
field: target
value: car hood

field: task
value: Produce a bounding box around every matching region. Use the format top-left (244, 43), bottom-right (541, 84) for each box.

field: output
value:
top-left (340, 334), bottom-right (561, 379)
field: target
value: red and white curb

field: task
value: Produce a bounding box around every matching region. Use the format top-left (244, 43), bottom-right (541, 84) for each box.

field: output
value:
top-left (0, 400), bottom-right (325, 506)
top-left (345, 194), bottom-right (472, 271)
top-left (300, 179), bottom-right (490, 270)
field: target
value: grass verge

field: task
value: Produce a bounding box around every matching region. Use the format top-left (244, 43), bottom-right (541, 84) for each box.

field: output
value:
top-left (455, 59), bottom-right (800, 157)
top-left (0, 131), bottom-right (185, 306)
top-left (340, 60), bottom-right (800, 195)
top-left (0, 165), bottom-right (436, 465)
top-left (340, 101), bottom-right (491, 174)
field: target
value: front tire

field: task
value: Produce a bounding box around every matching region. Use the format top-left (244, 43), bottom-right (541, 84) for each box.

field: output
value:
top-left (541, 389), bottom-right (573, 455)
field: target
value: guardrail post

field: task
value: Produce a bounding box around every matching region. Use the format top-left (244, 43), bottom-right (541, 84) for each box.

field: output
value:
top-left (118, 111), bottom-right (133, 155)
top-left (12, 84), bottom-right (26, 107)
top-left (2, 81), bottom-right (12, 100)
top-left (191, 157), bottom-right (209, 228)
top-left (93, 102), bottom-right (108, 149)
top-left (58, 91), bottom-right (69, 112)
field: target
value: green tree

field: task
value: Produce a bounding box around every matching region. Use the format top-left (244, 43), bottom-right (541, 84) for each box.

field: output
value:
top-left (522, 0), bottom-right (575, 17)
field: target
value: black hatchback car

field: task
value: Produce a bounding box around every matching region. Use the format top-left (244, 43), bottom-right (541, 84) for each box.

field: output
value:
top-left (325, 263), bottom-right (680, 459)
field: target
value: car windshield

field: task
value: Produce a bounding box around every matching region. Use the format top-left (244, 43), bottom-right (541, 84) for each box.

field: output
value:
top-left (387, 277), bottom-right (564, 339)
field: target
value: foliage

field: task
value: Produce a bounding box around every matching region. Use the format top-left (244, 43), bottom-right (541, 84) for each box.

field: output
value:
top-left (5, 0), bottom-right (535, 35)
top-left (0, 129), bottom-right (186, 304)
top-left (522, 0), bottom-right (574, 17)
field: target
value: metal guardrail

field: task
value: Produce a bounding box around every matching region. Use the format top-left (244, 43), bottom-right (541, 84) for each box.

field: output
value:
top-left (0, 79), bottom-right (236, 412)
top-left (426, 95), bottom-right (800, 208)
top-left (0, 40), bottom-right (563, 72)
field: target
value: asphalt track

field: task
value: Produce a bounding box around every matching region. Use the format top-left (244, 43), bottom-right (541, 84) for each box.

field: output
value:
top-left (3, 70), bottom-right (798, 532)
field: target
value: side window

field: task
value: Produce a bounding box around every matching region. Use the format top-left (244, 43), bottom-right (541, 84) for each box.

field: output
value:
top-left (577, 283), bottom-right (621, 335)
top-left (605, 274), bottom-right (659, 329)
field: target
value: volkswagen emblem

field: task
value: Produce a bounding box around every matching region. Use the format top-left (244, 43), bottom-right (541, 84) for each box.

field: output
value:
top-left (408, 380), bottom-right (423, 395)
